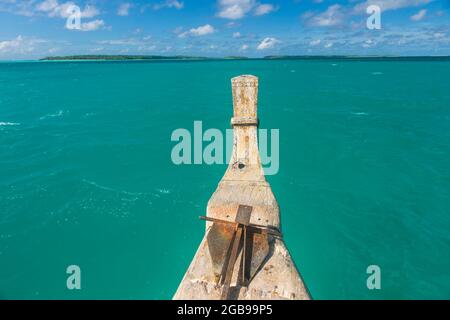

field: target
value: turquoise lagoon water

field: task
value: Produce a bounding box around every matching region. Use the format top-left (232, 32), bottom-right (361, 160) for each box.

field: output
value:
top-left (0, 59), bottom-right (449, 299)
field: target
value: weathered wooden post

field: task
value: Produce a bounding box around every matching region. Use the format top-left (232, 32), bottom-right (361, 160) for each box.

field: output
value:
top-left (174, 75), bottom-right (310, 300)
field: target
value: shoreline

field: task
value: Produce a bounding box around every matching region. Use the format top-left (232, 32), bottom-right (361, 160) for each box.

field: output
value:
top-left (1, 55), bottom-right (450, 63)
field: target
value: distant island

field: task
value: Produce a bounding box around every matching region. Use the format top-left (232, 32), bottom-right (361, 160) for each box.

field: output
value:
top-left (40, 55), bottom-right (450, 62)
top-left (40, 55), bottom-right (248, 61)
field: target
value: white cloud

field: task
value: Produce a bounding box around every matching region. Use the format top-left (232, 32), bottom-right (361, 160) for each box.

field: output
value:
top-left (33, 1), bottom-right (105, 31)
top-left (80, 4), bottom-right (99, 18)
top-left (91, 47), bottom-right (104, 52)
top-left (0, 0), bottom-right (36, 16)
top-left (188, 24), bottom-right (215, 36)
top-left (240, 44), bottom-right (249, 51)
top-left (303, 4), bottom-right (344, 27)
top-left (179, 24), bottom-right (216, 37)
top-left (324, 42), bottom-right (333, 48)
top-left (76, 19), bottom-right (105, 32)
top-left (173, 26), bottom-right (184, 35)
top-left (2, 0), bottom-right (101, 17)
top-left (257, 37), bottom-right (280, 50)
top-left (309, 39), bottom-right (321, 46)
top-left (153, 0), bottom-right (184, 10)
top-left (362, 39), bottom-right (375, 48)
top-left (117, 3), bottom-right (132, 16)
top-left (217, 0), bottom-right (255, 19)
top-left (0, 35), bottom-right (47, 55)
top-left (217, 0), bottom-right (276, 20)
top-left (411, 9), bottom-right (427, 21)
top-left (36, 1), bottom-right (100, 19)
top-left (160, 46), bottom-right (173, 53)
top-left (97, 37), bottom-right (151, 46)
top-left (0, 35), bottom-right (24, 52)
top-left (254, 4), bottom-right (276, 16)
top-left (354, 0), bottom-right (432, 12)
top-left (36, 0), bottom-right (58, 12)
top-left (96, 36), bottom-right (157, 52)
top-left (233, 31), bottom-right (241, 38)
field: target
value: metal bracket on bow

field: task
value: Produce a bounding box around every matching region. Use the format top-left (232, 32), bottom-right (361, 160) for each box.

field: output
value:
top-left (200, 205), bottom-right (282, 300)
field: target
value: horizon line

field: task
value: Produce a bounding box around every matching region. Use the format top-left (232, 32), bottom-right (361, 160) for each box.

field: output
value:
top-left (1, 54), bottom-right (450, 62)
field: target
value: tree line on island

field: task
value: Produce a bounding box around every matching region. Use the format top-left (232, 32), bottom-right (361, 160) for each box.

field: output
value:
top-left (40, 55), bottom-right (450, 61)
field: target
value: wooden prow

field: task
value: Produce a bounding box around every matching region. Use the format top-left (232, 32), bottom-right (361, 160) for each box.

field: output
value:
top-left (174, 75), bottom-right (310, 300)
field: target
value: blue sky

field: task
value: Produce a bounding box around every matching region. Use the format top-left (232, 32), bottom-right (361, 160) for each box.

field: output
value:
top-left (0, 0), bottom-right (449, 59)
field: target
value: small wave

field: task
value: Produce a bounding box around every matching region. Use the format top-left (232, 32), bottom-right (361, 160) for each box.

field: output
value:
top-left (40, 110), bottom-right (65, 120)
top-left (82, 179), bottom-right (117, 193)
top-left (0, 122), bottom-right (20, 126)
top-left (81, 179), bottom-right (157, 199)
top-left (331, 63), bottom-right (338, 67)
top-left (156, 188), bottom-right (171, 194)
top-left (372, 72), bottom-right (383, 75)
top-left (82, 179), bottom-right (145, 196)
top-left (351, 112), bottom-right (369, 116)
